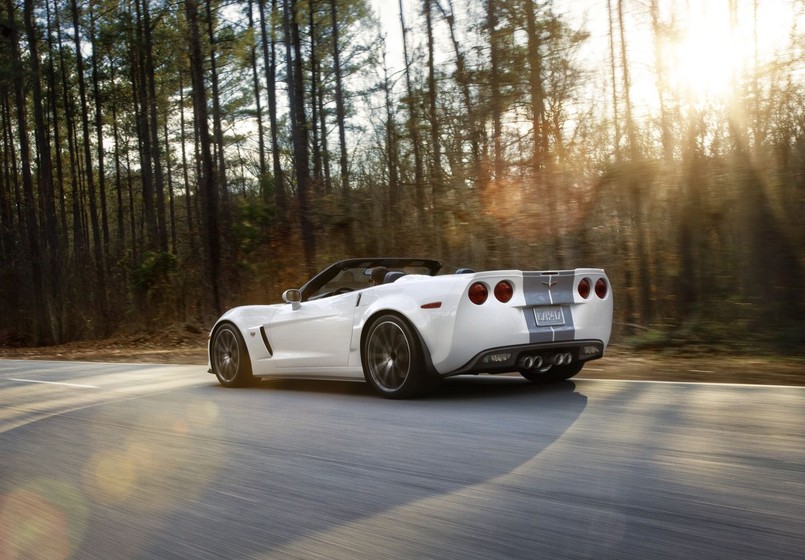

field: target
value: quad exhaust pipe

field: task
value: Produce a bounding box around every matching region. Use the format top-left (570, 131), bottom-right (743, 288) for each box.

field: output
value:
top-left (518, 352), bottom-right (573, 370)
top-left (518, 355), bottom-right (544, 370)
top-left (553, 352), bottom-right (573, 366)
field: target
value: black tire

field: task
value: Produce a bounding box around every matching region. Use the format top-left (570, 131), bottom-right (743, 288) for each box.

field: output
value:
top-left (519, 361), bottom-right (583, 383)
top-left (362, 315), bottom-right (427, 398)
top-left (210, 323), bottom-right (256, 387)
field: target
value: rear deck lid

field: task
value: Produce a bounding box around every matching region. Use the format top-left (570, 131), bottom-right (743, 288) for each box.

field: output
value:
top-left (522, 271), bottom-right (576, 306)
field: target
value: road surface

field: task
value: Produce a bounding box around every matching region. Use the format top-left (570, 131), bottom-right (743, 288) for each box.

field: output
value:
top-left (1, 360), bottom-right (803, 559)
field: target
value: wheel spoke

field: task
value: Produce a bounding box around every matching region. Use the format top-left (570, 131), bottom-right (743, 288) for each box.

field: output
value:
top-left (379, 359), bottom-right (394, 385)
top-left (368, 321), bottom-right (411, 391)
top-left (214, 330), bottom-right (240, 382)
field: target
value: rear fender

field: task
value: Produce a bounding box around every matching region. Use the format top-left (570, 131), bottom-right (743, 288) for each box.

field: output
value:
top-left (353, 281), bottom-right (466, 368)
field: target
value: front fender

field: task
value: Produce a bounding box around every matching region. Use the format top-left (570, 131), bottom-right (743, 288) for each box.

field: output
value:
top-left (211, 305), bottom-right (280, 334)
top-left (209, 305), bottom-right (281, 368)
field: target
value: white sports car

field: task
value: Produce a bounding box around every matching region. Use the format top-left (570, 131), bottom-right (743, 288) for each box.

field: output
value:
top-left (208, 258), bottom-right (613, 398)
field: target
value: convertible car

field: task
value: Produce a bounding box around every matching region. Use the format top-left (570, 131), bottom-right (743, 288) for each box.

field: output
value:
top-left (208, 258), bottom-right (613, 398)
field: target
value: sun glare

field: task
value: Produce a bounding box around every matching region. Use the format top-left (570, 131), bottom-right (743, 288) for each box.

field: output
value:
top-left (664, 1), bottom-right (796, 106)
top-left (670, 13), bottom-right (739, 102)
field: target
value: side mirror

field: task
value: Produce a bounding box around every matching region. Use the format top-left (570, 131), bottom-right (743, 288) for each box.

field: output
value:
top-left (282, 289), bottom-right (302, 310)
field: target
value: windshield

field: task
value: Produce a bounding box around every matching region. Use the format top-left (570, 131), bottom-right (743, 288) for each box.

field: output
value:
top-left (308, 268), bottom-right (368, 299)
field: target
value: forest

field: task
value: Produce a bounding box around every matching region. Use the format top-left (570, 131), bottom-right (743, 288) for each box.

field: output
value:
top-left (0, 0), bottom-right (803, 351)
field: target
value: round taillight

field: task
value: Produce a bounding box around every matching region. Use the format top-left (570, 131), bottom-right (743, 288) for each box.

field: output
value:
top-left (578, 278), bottom-right (592, 299)
top-left (468, 282), bottom-right (488, 305)
top-left (494, 281), bottom-right (513, 303)
top-left (595, 278), bottom-right (608, 299)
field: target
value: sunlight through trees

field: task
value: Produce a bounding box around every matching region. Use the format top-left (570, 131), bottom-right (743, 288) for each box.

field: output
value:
top-left (0, 0), bottom-right (802, 350)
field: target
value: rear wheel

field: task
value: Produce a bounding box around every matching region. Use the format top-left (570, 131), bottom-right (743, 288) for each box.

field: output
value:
top-left (362, 315), bottom-right (427, 398)
top-left (211, 323), bottom-right (256, 387)
top-left (520, 361), bottom-right (583, 383)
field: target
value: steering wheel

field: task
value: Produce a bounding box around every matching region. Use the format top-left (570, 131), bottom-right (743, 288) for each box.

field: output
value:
top-left (332, 287), bottom-right (354, 295)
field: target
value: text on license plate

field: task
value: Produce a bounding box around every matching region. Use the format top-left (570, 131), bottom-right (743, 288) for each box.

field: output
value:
top-left (534, 306), bottom-right (565, 326)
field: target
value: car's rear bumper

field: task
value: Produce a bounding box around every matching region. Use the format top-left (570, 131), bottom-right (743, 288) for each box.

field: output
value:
top-left (443, 339), bottom-right (605, 377)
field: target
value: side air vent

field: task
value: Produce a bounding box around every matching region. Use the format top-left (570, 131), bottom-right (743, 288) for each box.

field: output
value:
top-left (260, 326), bottom-right (273, 356)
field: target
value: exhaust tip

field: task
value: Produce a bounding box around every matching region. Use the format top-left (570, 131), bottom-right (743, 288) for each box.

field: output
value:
top-left (518, 355), bottom-right (545, 370)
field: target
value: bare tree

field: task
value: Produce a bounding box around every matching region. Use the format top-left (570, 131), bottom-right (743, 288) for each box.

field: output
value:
top-left (284, 0), bottom-right (316, 270)
top-left (71, 0), bottom-right (107, 319)
top-left (399, 0), bottom-right (425, 228)
top-left (258, 0), bottom-right (287, 216)
top-left (186, 0), bottom-right (222, 315)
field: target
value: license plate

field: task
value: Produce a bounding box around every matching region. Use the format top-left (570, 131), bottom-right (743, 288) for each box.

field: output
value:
top-left (534, 306), bottom-right (565, 326)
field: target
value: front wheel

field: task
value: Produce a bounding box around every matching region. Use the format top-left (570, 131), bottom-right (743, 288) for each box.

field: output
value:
top-left (362, 315), bottom-right (427, 398)
top-left (520, 361), bottom-right (583, 383)
top-left (211, 323), bottom-right (256, 387)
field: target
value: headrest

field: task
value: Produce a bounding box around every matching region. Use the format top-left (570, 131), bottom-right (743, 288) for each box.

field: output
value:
top-left (384, 271), bottom-right (406, 283)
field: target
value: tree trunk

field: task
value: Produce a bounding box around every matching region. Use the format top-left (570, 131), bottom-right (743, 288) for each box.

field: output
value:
top-left (524, 0), bottom-right (561, 264)
top-left (178, 71), bottom-right (198, 257)
top-left (24, 0), bottom-right (61, 340)
top-left (316, 57), bottom-right (333, 194)
top-left (424, 0), bottom-right (442, 249)
top-left (488, 0), bottom-right (503, 182)
top-left (650, 0), bottom-right (673, 161)
top-left (309, 0), bottom-right (323, 186)
top-left (0, 95), bottom-right (14, 264)
top-left (7, 0), bottom-right (48, 343)
top-left (380, 41), bottom-right (400, 247)
top-left (439, 0), bottom-right (481, 187)
top-left (185, 0), bottom-right (222, 315)
top-left (398, 0), bottom-right (425, 229)
top-left (55, 0), bottom-right (85, 263)
top-left (607, 0), bottom-right (621, 162)
top-left (284, 0), bottom-right (315, 270)
top-left (71, 0), bottom-right (107, 324)
top-left (131, 0), bottom-right (158, 250)
top-left (258, 0), bottom-right (287, 217)
top-left (248, 0), bottom-right (268, 181)
top-left (525, 0), bottom-right (546, 173)
top-left (330, 0), bottom-right (354, 247)
top-left (110, 77), bottom-right (126, 254)
top-left (617, 0), bottom-right (638, 160)
top-left (206, 0), bottom-right (230, 219)
top-left (143, 0), bottom-right (168, 252)
top-left (617, 0), bottom-right (651, 324)
top-left (164, 120), bottom-right (177, 253)
top-left (89, 5), bottom-right (109, 252)
top-left (44, 0), bottom-right (68, 246)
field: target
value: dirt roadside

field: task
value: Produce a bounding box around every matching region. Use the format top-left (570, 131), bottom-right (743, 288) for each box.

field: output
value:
top-left (1, 326), bottom-right (802, 386)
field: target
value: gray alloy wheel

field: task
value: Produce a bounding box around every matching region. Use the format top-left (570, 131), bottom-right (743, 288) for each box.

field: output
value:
top-left (211, 323), bottom-right (255, 387)
top-left (519, 361), bottom-right (583, 383)
top-left (362, 315), bottom-right (426, 398)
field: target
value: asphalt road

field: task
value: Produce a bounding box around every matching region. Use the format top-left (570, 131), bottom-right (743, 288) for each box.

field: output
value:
top-left (1, 360), bottom-right (803, 560)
